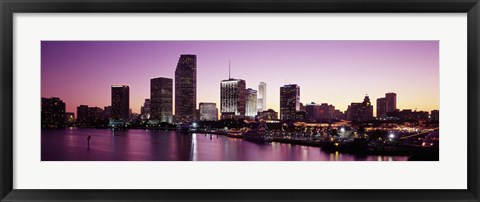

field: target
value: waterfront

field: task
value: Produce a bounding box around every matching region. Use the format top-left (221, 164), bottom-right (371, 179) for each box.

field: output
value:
top-left (42, 128), bottom-right (409, 161)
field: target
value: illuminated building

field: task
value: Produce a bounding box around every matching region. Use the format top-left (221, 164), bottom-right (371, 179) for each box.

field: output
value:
top-left (295, 111), bottom-right (307, 120)
top-left (199, 102), bottom-right (218, 121)
top-left (220, 78), bottom-right (246, 119)
top-left (41, 97), bottom-right (66, 128)
top-left (257, 82), bottom-right (266, 112)
top-left (175, 54), bottom-right (197, 122)
top-left (111, 85), bottom-right (130, 123)
top-left (140, 99), bottom-right (151, 120)
top-left (150, 77), bottom-right (173, 123)
top-left (246, 88), bottom-right (258, 118)
top-left (280, 84), bottom-right (300, 120)
top-left (257, 109), bottom-right (278, 120)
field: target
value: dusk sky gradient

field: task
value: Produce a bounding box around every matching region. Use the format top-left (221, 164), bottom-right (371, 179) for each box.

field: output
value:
top-left (41, 41), bottom-right (439, 115)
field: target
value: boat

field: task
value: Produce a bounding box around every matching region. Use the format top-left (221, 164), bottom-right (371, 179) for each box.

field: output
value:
top-left (243, 120), bottom-right (271, 143)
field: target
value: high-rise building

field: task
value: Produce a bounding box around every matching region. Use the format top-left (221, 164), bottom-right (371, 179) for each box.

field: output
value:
top-left (150, 77), bottom-right (173, 123)
top-left (385, 92), bottom-right (397, 113)
top-left (175, 54), bottom-right (197, 122)
top-left (257, 82), bottom-right (266, 112)
top-left (246, 88), bottom-right (258, 118)
top-left (347, 95), bottom-right (374, 122)
top-left (41, 97), bottom-right (66, 128)
top-left (199, 102), bottom-right (218, 121)
top-left (220, 78), bottom-right (246, 119)
top-left (280, 84), bottom-right (300, 120)
top-left (111, 85), bottom-right (130, 122)
top-left (376, 97), bottom-right (387, 119)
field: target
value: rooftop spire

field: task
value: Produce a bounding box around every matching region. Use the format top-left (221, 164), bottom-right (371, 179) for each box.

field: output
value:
top-left (229, 59), bottom-right (231, 79)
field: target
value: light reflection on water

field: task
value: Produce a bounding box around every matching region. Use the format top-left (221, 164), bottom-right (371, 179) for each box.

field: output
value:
top-left (42, 128), bottom-right (409, 161)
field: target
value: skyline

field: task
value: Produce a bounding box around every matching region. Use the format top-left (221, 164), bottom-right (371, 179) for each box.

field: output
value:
top-left (41, 40), bottom-right (439, 115)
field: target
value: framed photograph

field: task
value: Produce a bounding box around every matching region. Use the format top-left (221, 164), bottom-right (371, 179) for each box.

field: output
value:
top-left (1, 0), bottom-right (479, 201)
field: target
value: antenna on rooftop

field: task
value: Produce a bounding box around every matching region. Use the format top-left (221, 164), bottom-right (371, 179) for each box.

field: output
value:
top-left (229, 59), bottom-right (231, 79)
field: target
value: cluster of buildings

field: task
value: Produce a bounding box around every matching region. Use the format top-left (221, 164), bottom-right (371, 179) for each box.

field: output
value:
top-left (41, 54), bottom-right (440, 128)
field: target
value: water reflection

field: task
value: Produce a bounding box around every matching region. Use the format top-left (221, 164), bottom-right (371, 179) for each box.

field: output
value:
top-left (42, 128), bottom-right (409, 161)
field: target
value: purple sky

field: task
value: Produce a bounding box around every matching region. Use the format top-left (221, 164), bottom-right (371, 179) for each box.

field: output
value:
top-left (41, 41), bottom-right (439, 115)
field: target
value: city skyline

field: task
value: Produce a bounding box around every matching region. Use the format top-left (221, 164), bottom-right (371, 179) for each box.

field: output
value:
top-left (41, 40), bottom-right (439, 115)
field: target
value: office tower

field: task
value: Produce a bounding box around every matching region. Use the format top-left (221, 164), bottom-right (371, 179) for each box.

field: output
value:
top-left (376, 97), bottom-right (387, 119)
top-left (347, 95), bottom-right (374, 122)
top-left (199, 102), bottom-right (218, 121)
top-left (41, 97), bottom-right (66, 128)
top-left (111, 85), bottom-right (130, 122)
top-left (175, 54), bottom-right (197, 122)
top-left (257, 82), bottom-right (266, 112)
top-left (220, 78), bottom-right (246, 119)
top-left (280, 84), bottom-right (300, 120)
top-left (385, 92), bottom-right (397, 113)
top-left (246, 88), bottom-right (258, 118)
top-left (151, 77), bottom-right (173, 123)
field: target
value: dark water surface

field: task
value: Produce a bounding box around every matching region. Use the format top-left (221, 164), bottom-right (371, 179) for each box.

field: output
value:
top-left (41, 128), bottom-right (408, 161)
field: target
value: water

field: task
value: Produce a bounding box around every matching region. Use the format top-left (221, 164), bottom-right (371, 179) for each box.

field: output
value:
top-left (42, 128), bottom-right (409, 161)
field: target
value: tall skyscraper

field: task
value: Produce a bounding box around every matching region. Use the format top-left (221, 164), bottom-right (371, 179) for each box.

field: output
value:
top-left (246, 88), bottom-right (258, 118)
top-left (41, 97), bottom-right (66, 128)
top-left (376, 97), bottom-right (387, 119)
top-left (257, 82), bottom-right (266, 112)
top-left (175, 54), bottom-right (197, 122)
top-left (385, 92), bottom-right (397, 113)
top-left (111, 85), bottom-right (130, 122)
top-left (199, 102), bottom-right (218, 121)
top-left (220, 78), bottom-right (246, 119)
top-left (280, 84), bottom-right (300, 120)
top-left (150, 77), bottom-right (173, 123)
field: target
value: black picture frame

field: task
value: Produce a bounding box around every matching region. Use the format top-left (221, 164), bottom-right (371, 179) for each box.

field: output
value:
top-left (1, 0), bottom-right (479, 201)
